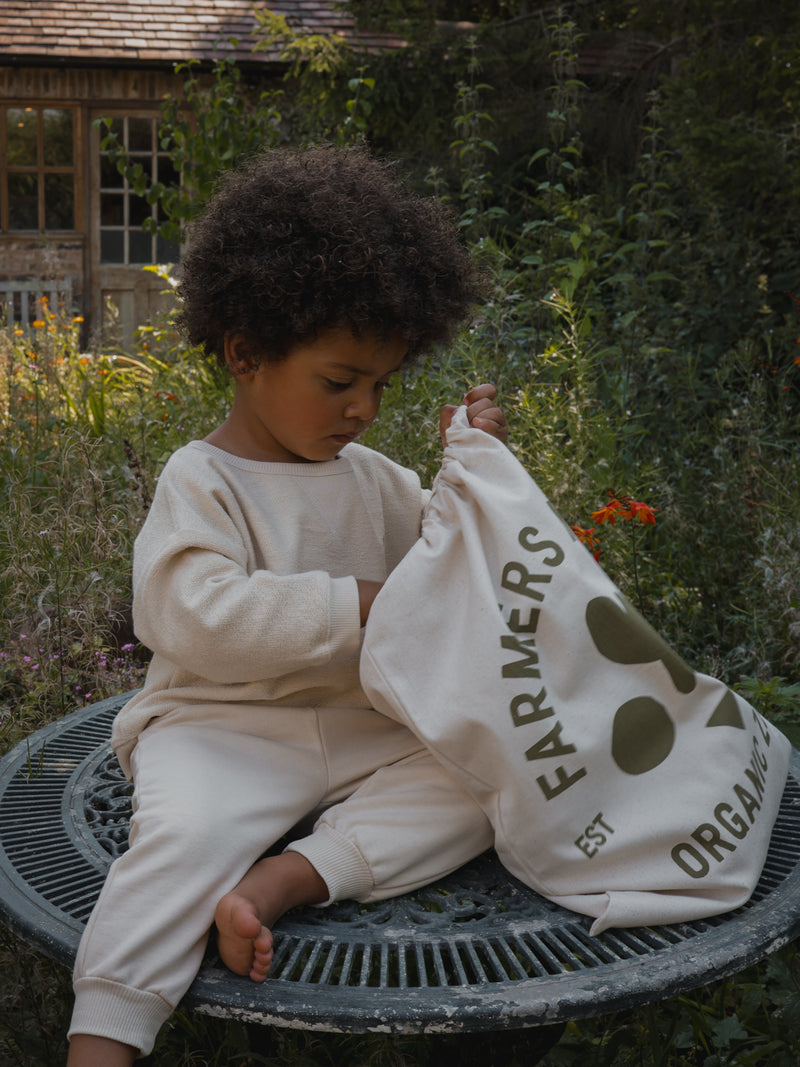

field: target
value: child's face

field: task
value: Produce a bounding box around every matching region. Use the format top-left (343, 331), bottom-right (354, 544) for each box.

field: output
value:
top-left (223, 327), bottom-right (407, 463)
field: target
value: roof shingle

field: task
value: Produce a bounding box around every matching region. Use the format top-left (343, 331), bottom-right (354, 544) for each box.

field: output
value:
top-left (0, 0), bottom-right (402, 67)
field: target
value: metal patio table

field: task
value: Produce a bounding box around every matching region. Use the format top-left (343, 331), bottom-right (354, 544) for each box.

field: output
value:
top-left (1, 690), bottom-right (800, 1041)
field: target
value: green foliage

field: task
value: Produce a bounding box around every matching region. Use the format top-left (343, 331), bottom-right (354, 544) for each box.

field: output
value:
top-left (0, 928), bottom-right (71, 1066)
top-left (250, 8), bottom-right (385, 146)
top-left (253, 7), bottom-right (353, 82)
top-left (539, 944), bottom-right (800, 1066)
top-left (735, 677), bottom-right (800, 743)
top-left (0, 282), bottom-right (232, 747)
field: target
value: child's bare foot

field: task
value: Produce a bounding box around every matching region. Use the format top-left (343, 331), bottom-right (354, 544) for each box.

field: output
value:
top-left (214, 893), bottom-right (274, 981)
top-left (214, 852), bottom-right (328, 982)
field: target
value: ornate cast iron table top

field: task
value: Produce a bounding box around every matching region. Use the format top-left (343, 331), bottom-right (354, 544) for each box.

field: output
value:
top-left (2, 691), bottom-right (800, 1034)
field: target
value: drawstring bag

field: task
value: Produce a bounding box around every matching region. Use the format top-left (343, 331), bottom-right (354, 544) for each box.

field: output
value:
top-left (361, 408), bottom-right (790, 934)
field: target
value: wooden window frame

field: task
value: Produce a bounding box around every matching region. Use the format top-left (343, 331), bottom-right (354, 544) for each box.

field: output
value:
top-left (97, 112), bottom-right (180, 266)
top-left (0, 103), bottom-right (82, 234)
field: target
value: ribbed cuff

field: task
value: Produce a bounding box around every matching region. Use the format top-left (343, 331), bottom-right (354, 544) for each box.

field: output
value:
top-left (69, 977), bottom-right (173, 1058)
top-left (328, 576), bottom-right (362, 654)
top-left (285, 822), bottom-right (374, 903)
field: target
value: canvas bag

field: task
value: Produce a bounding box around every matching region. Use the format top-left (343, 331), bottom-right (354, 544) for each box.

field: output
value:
top-left (360, 408), bottom-right (790, 934)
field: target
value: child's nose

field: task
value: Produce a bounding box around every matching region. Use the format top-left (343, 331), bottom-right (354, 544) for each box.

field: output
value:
top-left (345, 388), bottom-right (381, 422)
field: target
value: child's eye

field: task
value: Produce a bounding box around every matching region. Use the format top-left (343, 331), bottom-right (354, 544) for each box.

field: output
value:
top-left (324, 379), bottom-right (353, 392)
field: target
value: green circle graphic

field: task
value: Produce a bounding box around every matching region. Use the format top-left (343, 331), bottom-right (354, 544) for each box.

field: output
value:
top-left (612, 697), bottom-right (675, 775)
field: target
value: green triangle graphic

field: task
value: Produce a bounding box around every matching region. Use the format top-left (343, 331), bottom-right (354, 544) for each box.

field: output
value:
top-left (706, 689), bottom-right (746, 729)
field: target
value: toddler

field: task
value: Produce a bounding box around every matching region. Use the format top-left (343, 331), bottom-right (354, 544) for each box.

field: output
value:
top-left (67, 144), bottom-right (507, 1065)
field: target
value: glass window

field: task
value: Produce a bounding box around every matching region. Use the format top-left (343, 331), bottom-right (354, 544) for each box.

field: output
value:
top-left (157, 234), bottom-right (181, 261)
top-left (43, 109), bottom-right (74, 166)
top-left (129, 194), bottom-right (151, 228)
top-left (6, 108), bottom-right (38, 165)
top-left (100, 154), bottom-right (124, 189)
top-left (100, 193), bottom-right (124, 227)
top-left (127, 117), bottom-right (153, 153)
top-left (98, 114), bottom-right (181, 265)
top-left (100, 230), bottom-right (125, 262)
top-left (129, 230), bottom-right (151, 264)
top-left (158, 156), bottom-right (180, 188)
top-left (2, 105), bottom-right (76, 232)
top-left (7, 174), bottom-right (38, 229)
top-left (44, 174), bottom-right (75, 230)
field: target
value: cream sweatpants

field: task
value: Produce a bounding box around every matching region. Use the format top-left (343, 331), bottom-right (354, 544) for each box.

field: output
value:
top-left (69, 702), bottom-right (493, 1056)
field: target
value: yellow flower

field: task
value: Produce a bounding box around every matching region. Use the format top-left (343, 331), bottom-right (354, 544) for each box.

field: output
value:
top-left (32, 319), bottom-right (46, 329)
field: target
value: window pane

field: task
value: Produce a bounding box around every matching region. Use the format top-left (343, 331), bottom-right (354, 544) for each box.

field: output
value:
top-left (128, 154), bottom-right (154, 185)
top-left (7, 107), bottom-right (38, 166)
top-left (101, 230), bottom-right (125, 263)
top-left (101, 192), bottom-right (124, 226)
top-left (100, 154), bottom-right (125, 189)
top-left (43, 109), bottom-right (74, 166)
top-left (157, 155), bottom-right (180, 187)
top-left (44, 173), bottom-right (74, 229)
top-left (129, 229), bottom-right (151, 263)
top-left (107, 116), bottom-right (124, 140)
top-left (156, 235), bottom-right (181, 262)
top-left (128, 117), bottom-right (153, 152)
top-left (8, 173), bottom-right (39, 229)
top-left (129, 195), bottom-right (151, 227)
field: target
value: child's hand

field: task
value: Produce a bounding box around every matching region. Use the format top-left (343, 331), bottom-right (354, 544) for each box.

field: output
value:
top-left (439, 383), bottom-right (508, 445)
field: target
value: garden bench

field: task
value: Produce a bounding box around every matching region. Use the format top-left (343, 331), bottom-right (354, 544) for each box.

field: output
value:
top-left (2, 690), bottom-right (800, 1053)
top-left (0, 278), bottom-right (75, 330)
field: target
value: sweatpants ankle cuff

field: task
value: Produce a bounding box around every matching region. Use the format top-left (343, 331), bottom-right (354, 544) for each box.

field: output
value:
top-left (69, 977), bottom-right (172, 1057)
top-left (286, 823), bottom-right (373, 903)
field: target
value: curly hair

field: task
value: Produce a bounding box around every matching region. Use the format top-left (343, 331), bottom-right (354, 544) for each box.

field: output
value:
top-left (177, 144), bottom-right (483, 367)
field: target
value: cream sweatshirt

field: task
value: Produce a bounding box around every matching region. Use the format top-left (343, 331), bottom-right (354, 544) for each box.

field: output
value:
top-left (112, 440), bottom-right (428, 777)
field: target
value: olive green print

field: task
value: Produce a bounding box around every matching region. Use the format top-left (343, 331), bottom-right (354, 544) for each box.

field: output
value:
top-left (584, 596), bottom-right (748, 776)
top-left (706, 689), bottom-right (746, 730)
top-left (585, 596), bottom-right (696, 694)
top-left (612, 697), bottom-right (676, 775)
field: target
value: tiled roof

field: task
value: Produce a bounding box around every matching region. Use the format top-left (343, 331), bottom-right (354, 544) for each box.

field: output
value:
top-left (0, 0), bottom-right (402, 68)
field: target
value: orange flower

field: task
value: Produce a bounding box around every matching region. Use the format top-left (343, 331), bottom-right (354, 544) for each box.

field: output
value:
top-left (571, 525), bottom-right (601, 560)
top-left (626, 500), bottom-right (658, 525)
top-left (592, 492), bottom-right (657, 527)
top-left (32, 319), bottom-right (45, 329)
top-left (572, 524), bottom-right (599, 548)
top-left (591, 500), bottom-right (625, 525)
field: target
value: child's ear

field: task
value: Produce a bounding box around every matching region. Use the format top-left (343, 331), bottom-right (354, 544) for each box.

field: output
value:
top-left (224, 333), bottom-right (259, 378)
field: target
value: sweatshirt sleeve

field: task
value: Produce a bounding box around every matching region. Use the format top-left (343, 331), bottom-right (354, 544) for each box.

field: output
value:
top-left (131, 459), bottom-right (362, 685)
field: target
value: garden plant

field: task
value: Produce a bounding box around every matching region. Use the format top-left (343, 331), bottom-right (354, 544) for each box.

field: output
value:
top-left (2, 2), bottom-right (799, 1063)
